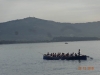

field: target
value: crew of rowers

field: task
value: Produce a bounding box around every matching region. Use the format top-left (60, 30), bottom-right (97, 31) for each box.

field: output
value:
top-left (44, 49), bottom-right (81, 57)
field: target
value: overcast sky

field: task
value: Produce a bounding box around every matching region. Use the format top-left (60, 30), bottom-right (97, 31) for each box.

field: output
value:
top-left (0, 0), bottom-right (100, 23)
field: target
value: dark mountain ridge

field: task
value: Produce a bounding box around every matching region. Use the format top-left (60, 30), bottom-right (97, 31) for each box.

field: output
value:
top-left (0, 17), bottom-right (100, 43)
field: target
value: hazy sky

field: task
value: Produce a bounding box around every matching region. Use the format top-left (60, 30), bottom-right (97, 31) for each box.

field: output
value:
top-left (0, 0), bottom-right (100, 23)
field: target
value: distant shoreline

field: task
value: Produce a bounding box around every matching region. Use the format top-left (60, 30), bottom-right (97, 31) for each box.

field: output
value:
top-left (0, 37), bottom-right (100, 44)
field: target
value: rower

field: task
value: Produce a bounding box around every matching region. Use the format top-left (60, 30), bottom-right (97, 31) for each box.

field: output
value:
top-left (50, 53), bottom-right (53, 56)
top-left (47, 52), bottom-right (49, 56)
top-left (75, 53), bottom-right (77, 56)
top-left (54, 53), bottom-right (56, 57)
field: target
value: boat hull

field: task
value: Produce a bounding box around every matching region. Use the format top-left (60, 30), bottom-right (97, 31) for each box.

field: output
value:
top-left (43, 55), bottom-right (87, 60)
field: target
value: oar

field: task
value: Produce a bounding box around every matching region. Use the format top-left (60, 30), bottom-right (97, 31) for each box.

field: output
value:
top-left (86, 56), bottom-right (93, 59)
top-left (38, 52), bottom-right (44, 55)
top-left (80, 54), bottom-right (93, 59)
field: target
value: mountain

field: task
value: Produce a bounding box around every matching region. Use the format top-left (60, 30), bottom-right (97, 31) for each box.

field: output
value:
top-left (0, 17), bottom-right (100, 42)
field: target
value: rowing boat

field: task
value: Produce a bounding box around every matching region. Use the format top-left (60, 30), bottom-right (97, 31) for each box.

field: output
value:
top-left (43, 55), bottom-right (87, 60)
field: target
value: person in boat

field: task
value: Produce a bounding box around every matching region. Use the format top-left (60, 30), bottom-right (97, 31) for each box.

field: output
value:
top-left (47, 52), bottom-right (49, 56)
top-left (78, 49), bottom-right (80, 56)
top-left (75, 53), bottom-right (77, 56)
top-left (50, 53), bottom-right (53, 57)
top-left (52, 53), bottom-right (54, 57)
top-left (72, 52), bottom-right (74, 56)
top-left (70, 53), bottom-right (73, 57)
top-left (57, 53), bottom-right (60, 57)
top-left (61, 53), bottom-right (65, 57)
top-left (59, 52), bottom-right (61, 57)
top-left (54, 53), bottom-right (56, 57)
top-left (65, 53), bottom-right (69, 57)
top-left (66, 52), bottom-right (69, 57)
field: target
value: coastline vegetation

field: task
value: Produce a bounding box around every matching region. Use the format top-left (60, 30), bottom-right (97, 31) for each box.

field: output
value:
top-left (0, 37), bottom-right (100, 44)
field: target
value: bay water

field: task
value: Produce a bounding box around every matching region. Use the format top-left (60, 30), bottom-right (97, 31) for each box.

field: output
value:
top-left (0, 41), bottom-right (100, 75)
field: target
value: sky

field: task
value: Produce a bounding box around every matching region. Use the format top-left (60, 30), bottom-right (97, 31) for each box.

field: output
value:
top-left (0, 0), bottom-right (100, 23)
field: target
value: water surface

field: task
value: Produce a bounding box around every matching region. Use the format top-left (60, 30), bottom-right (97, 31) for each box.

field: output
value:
top-left (0, 41), bottom-right (100, 75)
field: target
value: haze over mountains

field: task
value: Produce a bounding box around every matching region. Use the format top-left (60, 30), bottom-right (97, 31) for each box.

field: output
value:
top-left (0, 17), bottom-right (100, 42)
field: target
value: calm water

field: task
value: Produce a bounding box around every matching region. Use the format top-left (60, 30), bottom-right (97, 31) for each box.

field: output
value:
top-left (0, 41), bottom-right (100, 75)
